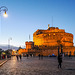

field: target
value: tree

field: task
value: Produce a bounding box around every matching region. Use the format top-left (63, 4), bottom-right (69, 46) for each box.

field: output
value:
top-left (5, 50), bottom-right (11, 55)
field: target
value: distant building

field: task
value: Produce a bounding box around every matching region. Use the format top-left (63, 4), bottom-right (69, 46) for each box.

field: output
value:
top-left (18, 25), bottom-right (75, 56)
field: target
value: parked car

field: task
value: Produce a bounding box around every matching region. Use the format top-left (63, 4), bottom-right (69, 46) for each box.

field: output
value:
top-left (51, 54), bottom-right (56, 57)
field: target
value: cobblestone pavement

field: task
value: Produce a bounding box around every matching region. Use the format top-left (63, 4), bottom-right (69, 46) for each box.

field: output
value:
top-left (0, 56), bottom-right (75, 75)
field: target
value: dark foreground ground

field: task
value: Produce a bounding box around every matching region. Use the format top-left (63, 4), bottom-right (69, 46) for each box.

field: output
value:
top-left (0, 56), bottom-right (75, 75)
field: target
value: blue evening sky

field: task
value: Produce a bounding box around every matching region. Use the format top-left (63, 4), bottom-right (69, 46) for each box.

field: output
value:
top-left (0, 0), bottom-right (75, 47)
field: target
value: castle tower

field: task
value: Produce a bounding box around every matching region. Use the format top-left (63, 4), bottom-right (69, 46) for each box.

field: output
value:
top-left (25, 41), bottom-right (34, 50)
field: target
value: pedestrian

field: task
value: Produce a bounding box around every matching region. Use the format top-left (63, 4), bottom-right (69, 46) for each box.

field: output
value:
top-left (6, 55), bottom-right (7, 59)
top-left (41, 55), bottom-right (43, 59)
top-left (38, 54), bottom-right (40, 60)
top-left (16, 55), bottom-right (18, 60)
top-left (69, 54), bottom-right (71, 58)
top-left (58, 53), bottom-right (62, 68)
top-left (62, 53), bottom-right (64, 58)
top-left (19, 54), bottom-right (22, 60)
top-left (27, 54), bottom-right (29, 59)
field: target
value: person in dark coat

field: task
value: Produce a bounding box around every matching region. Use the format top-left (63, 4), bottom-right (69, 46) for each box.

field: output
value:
top-left (16, 55), bottom-right (18, 60)
top-left (38, 54), bottom-right (40, 60)
top-left (58, 53), bottom-right (62, 68)
top-left (19, 54), bottom-right (22, 60)
top-left (41, 55), bottom-right (43, 59)
top-left (27, 54), bottom-right (29, 59)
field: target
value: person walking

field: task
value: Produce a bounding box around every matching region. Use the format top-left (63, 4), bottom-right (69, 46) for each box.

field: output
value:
top-left (38, 54), bottom-right (40, 60)
top-left (58, 53), bottom-right (62, 68)
top-left (16, 55), bottom-right (18, 60)
top-left (19, 54), bottom-right (22, 60)
top-left (41, 55), bottom-right (43, 59)
top-left (27, 54), bottom-right (29, 59)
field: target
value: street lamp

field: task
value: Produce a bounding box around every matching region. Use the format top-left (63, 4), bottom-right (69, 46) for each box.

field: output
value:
top-left (8, 37), bottom-right (12, 50)
top-left (0, 6), bottom-right (8, 35)
top-left (57, 40), bottom-right (61, 56)
top-left (0, 6), bottom-right (8, 17)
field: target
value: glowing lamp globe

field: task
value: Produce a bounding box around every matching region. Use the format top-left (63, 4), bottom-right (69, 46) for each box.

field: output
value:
top-left (3, 11), bottom-right (8, 17)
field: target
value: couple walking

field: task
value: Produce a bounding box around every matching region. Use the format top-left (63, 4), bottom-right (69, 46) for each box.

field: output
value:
top-left (16, 54), bottom-right (22, 60)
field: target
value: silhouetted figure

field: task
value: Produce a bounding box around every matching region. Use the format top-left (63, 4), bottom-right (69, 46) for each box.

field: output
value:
top-left (41, 55), bottom-right (43, 59)
top-left (38, 54), bottom-right (40, 60)
top-left (30, 54), bottom-right (32, 57)
top-left (27, 54), bottom-right (29, 59)
top-left (16, 55), bottom-right (18, 60)
top-left (69, 51), bottom-right (71, 58)
top-left (69, 54), bottom-right (71, 58)
top-left (58, 53), bottom-right (62, 68)
top-left (19, 54), bottom-right (22, 60)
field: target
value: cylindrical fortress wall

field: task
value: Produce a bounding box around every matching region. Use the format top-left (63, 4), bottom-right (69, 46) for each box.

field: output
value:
top-left (33, 27), bottom-right (73, 47)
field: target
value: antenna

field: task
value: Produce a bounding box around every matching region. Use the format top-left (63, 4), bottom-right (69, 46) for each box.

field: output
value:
top-left (52, 16), bottom-right (53, 27)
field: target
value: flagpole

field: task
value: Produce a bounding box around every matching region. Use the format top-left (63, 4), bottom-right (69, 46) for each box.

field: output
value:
top-left (29, 34), bottom-right (30, 41)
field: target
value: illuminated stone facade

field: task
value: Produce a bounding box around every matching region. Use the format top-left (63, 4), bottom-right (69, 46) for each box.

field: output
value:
top-left (33, 27), bottom-right (73, 47)
top-left (18, 26), bottom-right (75, 56)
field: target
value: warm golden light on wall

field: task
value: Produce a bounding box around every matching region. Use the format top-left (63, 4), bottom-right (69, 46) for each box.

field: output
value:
top-left (53, 33), bottom-right (55, 35)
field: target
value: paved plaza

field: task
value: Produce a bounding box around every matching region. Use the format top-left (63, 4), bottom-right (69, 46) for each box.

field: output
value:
top-left (0, 56), bottom-right (75, 75)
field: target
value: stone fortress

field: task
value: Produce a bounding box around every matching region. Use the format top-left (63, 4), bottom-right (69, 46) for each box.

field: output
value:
top-left (33, 26), bottom-right (73, 47)
top-left (17, 25), bottom-right (75, 56)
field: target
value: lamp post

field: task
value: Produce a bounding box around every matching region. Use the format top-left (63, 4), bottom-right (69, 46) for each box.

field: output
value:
top-left (0, 6), bottom-right (8, 17)
top-left (57, 40), bottom-right (63, 56)
top-left (60, 44), bottom-right (63, 54)
top-left (8, 37), bottom-right (12, 50)
top-left (0, 6), bottom-right (8, 59)
top-left (57, 40), bottom-right (61, 56)
top-left (0, 6), bottom-right (8, 36)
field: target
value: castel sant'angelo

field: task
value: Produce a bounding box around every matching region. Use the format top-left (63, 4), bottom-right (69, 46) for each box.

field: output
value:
top-left (17, 25), bottom-right (75, 56)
